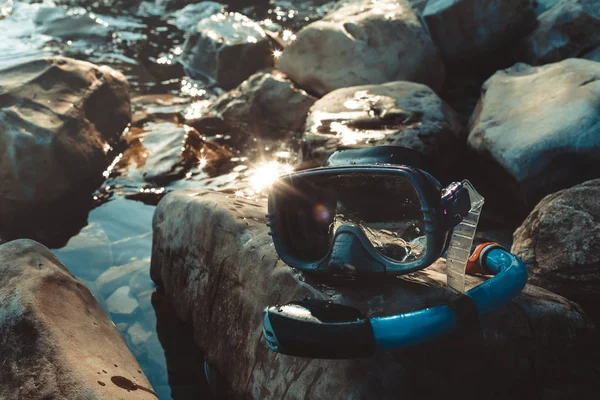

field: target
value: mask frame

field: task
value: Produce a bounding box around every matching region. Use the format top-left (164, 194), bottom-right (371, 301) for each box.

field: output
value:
top-left (267, 165), bottom-right (469, 277)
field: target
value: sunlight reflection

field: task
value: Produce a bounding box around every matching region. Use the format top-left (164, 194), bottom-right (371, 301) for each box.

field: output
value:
top-left (247, 161), bottom-right (294, 194)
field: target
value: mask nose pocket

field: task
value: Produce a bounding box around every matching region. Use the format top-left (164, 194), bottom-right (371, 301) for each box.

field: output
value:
top-left (322, 227), bottom-right (385, 274)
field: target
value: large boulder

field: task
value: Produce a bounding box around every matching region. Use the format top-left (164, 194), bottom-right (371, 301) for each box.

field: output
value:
top-left (0, 56), bottom-right (130, 218)
top-left (151, 190), bottom-right (599, 399)
top-left (179, 12), bottom-right (274, 90)
top-left (467, 58), bottom-right (600, 210)
top-left (278, 0), bottom-right (444, 97)
top-left (512, 179), bottom-right (600, 322)
top-left (301, 81), bottom-right (462, 176)
top-left (520, 0), bottom-right (600, 65)
top-left (0, 239), bottom-right (156, 399)
top-left (187, 69), bottom-right (316, 140)
top-left (423, 0), bottom-right (538, 67)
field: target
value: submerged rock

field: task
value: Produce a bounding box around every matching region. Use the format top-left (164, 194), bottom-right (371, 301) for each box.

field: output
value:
top-left (0, 239), bottom-right (155, 399)
top-left (520, 0), bottom-right (600, 65)
top-left (0, 56), bottom-right (130, 219)
top-left (179, 12), bottom-right (274, 89)
top-left (512, 179), bottom-right (600, 323)
top-left (168, 1), bottom-right (225, 32)
top-left (34, 6), bottom-right (112, 42)
top-left (278, 0), bottom-right (444, 97)
top-left (116, 122), bottom-right (234, 186)
top-left (151, 190), bottom-right (599, 399)
top-left (187, 69), bottom-right (316, 140)
top-left (467, 58), bottom-right (600, 209)
top-left (423, 0), bottom-right (537, 67)
top-left (302, 81), bottom-right (462, 176)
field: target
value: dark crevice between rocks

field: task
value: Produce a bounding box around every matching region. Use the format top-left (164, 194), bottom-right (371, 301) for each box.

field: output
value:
top-left (151, 289), bottom-right (215, 400)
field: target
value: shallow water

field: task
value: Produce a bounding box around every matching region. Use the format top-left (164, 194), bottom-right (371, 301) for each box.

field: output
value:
top-left (0, 0), bottom-right (311, 398)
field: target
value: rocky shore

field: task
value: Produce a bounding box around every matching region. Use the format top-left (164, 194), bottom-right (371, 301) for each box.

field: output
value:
top-left (1, 0), bottom-right (599, 398)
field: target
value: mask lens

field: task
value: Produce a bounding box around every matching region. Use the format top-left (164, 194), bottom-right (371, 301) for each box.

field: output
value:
top-left (274, 171), bottom-right (427, 264)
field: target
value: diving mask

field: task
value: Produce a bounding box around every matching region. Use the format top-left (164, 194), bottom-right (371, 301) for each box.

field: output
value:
top-left (266, 163), bottom-right (471, 278)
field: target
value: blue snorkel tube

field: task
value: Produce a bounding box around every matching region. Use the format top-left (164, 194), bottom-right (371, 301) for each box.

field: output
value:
top-left (370, 245), bottom-right (527, 352)
top-left (263, 244), bottom-right (528, 358)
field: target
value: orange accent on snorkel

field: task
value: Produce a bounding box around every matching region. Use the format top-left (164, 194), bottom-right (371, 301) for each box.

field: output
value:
top-left (466, 242), bottom-right (499, 275)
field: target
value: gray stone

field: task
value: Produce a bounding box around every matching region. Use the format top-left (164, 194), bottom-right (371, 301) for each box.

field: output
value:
top-left (512, 179), bottom-right (600, 322)
top-left (106, 286), bottom-right (140, 315)
top-left (301, 81), bottom-right (462, 176)
top-left (150, 189), bottom-right (599, 399)
top-left (278, 0), bottom-right (444, 97)
top-left (423, 0), bottom-right (537, 65)
top-left (0, 57), bottom-right (131, 218)
top-left (187, 69), bottom-right (316, 140)
top-left (467, 58), bottom-right (600, 208)
top-left (179, 12), bottom-right (274, 90)
top-left (168, 2), bottom-right (225, 32)
top-left (521, 0), bottom-right (600, 65)
top-left (0, 239), bottom-right (155, 399)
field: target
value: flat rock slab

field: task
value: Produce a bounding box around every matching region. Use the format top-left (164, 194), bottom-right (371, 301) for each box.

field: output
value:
top-left (0, 239), bottom-right (156, 399)
top-left (151, 190), bottom-right (599, 399)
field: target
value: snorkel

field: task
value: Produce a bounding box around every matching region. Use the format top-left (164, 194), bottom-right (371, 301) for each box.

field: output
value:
top-left (263, 146), bottom-right (528, 358)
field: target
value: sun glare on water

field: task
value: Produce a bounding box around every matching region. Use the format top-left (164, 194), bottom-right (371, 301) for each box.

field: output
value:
top-left (247, 161), bottom-right (294, 194)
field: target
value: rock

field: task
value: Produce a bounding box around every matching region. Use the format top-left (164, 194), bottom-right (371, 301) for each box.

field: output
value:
top-left (1, 0), bottom-right (13, 19)
top-left (467, 58), bottom-right (600, 209)
top-left (423, 0), bottom-right (537, 67)
top-left (583, 45), bottom-right (600, 61)
top-left (512, 179), bottom-right (600, 323)
top-left (95, 258), bottom-right (150, 298)
top-left (106, 286), bottom-right (140, 315)
top-left (179, 12), bottom-right (274, 90)
top-left (0, 239), bottom-right (155, 399)
top-left (0, 56), bottom-right (131, 218)
top-left (151, 190), bottom-right (599, 399)
top-left (520, 0), bottom-right (600, 65)
top-left (187, 70), bottom-right (316, 140)
top-left (116, 122), bottom-right (234, 186)
top-left (278, 0), bottom-right (444, 97)
top-left (168, 2), bottom-right (225, 32)
top-left (301, 81), bottom-right (462, 176)
top-left (34, 6), bottom-right (112, 42)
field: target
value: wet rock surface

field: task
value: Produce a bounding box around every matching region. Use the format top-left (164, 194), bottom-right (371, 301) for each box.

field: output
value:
top-left (520, 0), bottom-right (600, 65)
top-left (151, 190), bottom-right (599, 399)
top-left (423, 0), bottom-right (537, 67)
top-left (512, 179), bottom-right (600, 323)
top-left (278, 0), bottom-right (444, 97)
top-left (187, 69), bottom-right (316, 140)
top-left (117, 122), bottom-right (234, 186)
top-left (34, 6), bottom-right (113, 41)
top-left (179, 11), bottom-right (274, 89)
top-left (467, 58), bottom-right (600, 210)
top-left (302, 81), bottom-right (462, 176)
top-left (0, 239), bottom-right (155, 400)
top-left (0, 56), bottom-right (130, 219)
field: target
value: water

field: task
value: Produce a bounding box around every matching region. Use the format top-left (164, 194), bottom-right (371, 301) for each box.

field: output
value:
top-left (0, 0), bottom-right (316, 398)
